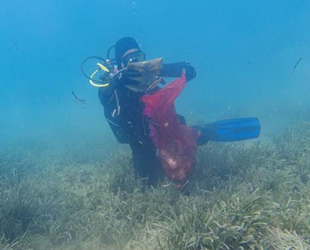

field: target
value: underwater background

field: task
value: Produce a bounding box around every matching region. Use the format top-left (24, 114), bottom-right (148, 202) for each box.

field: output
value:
top-left (1, 0), bottom-right (310, 249)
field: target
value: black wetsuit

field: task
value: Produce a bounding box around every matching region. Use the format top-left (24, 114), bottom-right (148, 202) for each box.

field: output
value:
top-left (98, 62), bottom-right (195, 185)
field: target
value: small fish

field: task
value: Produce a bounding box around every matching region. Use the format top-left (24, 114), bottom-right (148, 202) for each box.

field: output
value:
top-left (72, 91), bottom-right (86, 104)
top-left (292, 57), bottom-right (302, 74)
top-left (10, 39), bottom-right (19, 52)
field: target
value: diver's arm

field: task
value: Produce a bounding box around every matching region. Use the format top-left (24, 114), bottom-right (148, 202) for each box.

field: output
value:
top-left (97, 76), bottom-right (119, 106)
top-left (98, 85), bottom-right (114, 106)
top-left (160, 62), bottom-right (196, 81)
top-left (98, 84), bottom-right (131, 145)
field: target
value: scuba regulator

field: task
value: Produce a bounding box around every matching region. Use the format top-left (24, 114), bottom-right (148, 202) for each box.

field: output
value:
top-left (81, 43), bottom-right (163, 92)
top-left (81, 45), bottom-right (121, 88)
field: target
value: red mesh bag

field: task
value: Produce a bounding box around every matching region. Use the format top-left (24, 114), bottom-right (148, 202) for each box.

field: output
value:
top-left (141, 73), bottom-right (199, 188)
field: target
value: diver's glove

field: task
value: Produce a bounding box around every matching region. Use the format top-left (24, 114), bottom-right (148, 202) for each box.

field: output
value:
top-left (184, 63), bottom-right (196, 81)
top-left (122, 67), bottom-right (143, 80)
top-left (161, 62), bottom-right (196, 81)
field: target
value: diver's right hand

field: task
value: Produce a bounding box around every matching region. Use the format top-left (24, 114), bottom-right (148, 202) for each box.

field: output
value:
top-left (122, 67), bottom-right (142, 80)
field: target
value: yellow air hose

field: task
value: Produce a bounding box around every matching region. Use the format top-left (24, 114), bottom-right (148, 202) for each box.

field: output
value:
top-left (97, 63), bottom-right (109, 72)
top-left (89, 63), bottom-right (110, 87)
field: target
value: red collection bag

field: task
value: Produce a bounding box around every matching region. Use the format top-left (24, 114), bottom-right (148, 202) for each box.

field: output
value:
top-left (141, 73), bottom-right (199, 188)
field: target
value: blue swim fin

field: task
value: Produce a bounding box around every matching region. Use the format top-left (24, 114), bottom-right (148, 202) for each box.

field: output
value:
top-left (196, 117), bottom-right (260, 144)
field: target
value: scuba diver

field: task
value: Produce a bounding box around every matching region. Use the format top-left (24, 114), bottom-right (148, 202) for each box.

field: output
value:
top-left (82, 37), bottom-right (260, 188)
top-left (98, 37), bottom-right (197, 185)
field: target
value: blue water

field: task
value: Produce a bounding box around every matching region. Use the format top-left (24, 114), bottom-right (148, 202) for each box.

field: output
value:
top-left (1, 0), bottom-right (310, 147)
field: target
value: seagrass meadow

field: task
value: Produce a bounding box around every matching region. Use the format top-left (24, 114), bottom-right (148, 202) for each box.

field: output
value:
top-left (2, 0), bottom-right (310, 249)
top-left (1, 117), bottom-right (310, 250)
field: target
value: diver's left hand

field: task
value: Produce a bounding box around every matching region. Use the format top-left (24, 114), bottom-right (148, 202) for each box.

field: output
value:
top-left (184, 63), bottom-right (196, 81)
